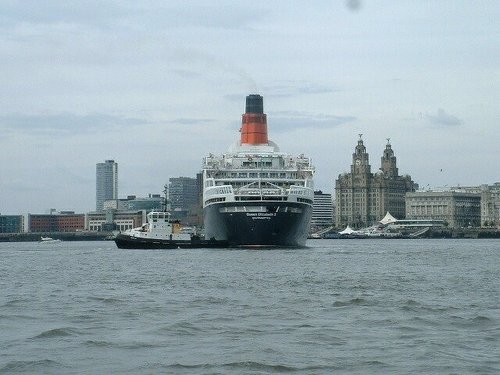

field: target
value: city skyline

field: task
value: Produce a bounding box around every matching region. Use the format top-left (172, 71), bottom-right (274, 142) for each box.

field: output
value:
top-left (1, 1), bottom-right (499, 214)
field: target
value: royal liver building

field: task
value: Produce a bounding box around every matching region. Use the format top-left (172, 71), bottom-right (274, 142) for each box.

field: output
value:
top-left (335, 135), bottom-right (418, 229)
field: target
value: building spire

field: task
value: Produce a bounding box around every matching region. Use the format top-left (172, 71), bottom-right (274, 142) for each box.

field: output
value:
top-left (381, 138), bottom-right (398, 177)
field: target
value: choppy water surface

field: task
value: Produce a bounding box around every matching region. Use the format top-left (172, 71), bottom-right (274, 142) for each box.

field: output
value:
top-left (0, 239), bottom-right (499, 374)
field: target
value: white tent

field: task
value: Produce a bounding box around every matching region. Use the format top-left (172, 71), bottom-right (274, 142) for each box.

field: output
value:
top-left (379, 211), bottom-right (398, 225)
top-left (339, 225), bottom-right (355, 235)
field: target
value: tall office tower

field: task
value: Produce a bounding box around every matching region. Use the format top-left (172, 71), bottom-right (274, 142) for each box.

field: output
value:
top-left (168, 177), bottom-right (199, 210)
top-left (96, 160), bottom-right (118, 211)
top-left (311, 191), bottom-right (334, 227)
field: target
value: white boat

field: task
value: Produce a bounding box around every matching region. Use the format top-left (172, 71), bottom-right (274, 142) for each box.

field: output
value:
top-left (39, 236), bottom-right (61, 243)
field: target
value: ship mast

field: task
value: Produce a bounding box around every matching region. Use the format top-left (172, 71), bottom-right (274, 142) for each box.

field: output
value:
top-left (162, 184), bottom-right (171, 212)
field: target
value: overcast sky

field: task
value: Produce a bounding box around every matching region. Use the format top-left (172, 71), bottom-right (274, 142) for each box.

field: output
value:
top-left (1, 1), bottom-right (499, 214)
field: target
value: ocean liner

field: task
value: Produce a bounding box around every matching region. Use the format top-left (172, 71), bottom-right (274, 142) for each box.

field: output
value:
top-left (202, 94), bottom-right (315, 247)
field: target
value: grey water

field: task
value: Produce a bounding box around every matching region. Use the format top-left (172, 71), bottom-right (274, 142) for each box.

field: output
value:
top-left (0, 239), bottom-right (498, 374)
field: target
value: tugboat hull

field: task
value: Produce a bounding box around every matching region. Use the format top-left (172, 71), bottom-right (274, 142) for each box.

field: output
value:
top-left (114, 233), bottom-right (229, 249)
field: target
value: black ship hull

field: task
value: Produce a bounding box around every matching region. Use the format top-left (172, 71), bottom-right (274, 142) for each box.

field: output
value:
top-left (203, 201), bottom-right (313, 247)
top-left (114, 233), bottom-right (229, 249)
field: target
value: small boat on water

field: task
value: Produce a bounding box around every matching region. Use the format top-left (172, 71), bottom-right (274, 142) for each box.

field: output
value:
top-left (39, 236), bottom-right (61, 243)
top-left (114, 211), bottom-right (229, 249)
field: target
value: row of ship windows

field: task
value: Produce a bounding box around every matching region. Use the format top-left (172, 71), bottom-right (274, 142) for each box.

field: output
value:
top-left (88, 224), bottom-right (134, 231)
top-left (241, 161), bottom-right (274, 168)
top-left (236, 196), bottom-right (285, 201)
top-left (297, 198), bottom-right (314, 204)
top-left (218, 172), bottom-right (295, 179)
top-left (206, 197), bottom-right (226, 205)
top-left (206, 197), bottom-right (313, 205)
top-left (219, 206), bottom-right (303, 214)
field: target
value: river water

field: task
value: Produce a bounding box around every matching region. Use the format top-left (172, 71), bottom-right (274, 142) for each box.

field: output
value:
top-left (0, 239), bottom-right (498, 374)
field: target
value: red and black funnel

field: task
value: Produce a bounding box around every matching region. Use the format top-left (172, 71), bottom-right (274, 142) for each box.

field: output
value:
top-left (240, 94), bottom-right (268, 145)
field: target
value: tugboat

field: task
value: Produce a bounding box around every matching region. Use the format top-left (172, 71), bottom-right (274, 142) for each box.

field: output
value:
top-left (202, 94), bottom-right (315, 247)
top-left (114, 211), bottom-right (228, 249)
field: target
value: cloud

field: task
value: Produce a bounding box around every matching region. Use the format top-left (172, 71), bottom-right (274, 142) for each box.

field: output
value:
top-left (155, 4), bottom-right (268, 30)
top-left (0, 113), bottom-right (147, 136)
top-left (0, 1), bottom-right (128, 29)
top-left (224, 82), bottom-right (339, 103)
top-left (345, 0), bottom-right (363, 12)
top-left (425, 108), bottom-right (463, 127)
top-left (268, 111), bottom-right (356, 132)
top-left (265, 83), bottom-right (339, 97)
top-left (0, 1), bottom-right (268, 31)
top-left (165, 118), bottom-right (214, 125)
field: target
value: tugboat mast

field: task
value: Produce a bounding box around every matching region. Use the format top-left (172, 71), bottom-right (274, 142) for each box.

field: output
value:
top-left (162, 184), bottom-right (171, 212)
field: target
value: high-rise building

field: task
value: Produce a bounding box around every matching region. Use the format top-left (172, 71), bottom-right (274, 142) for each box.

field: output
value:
top-left (311, 191), bottom-right (334, 227)
top-left (96, 160), bottom-right (118, 211)
top-left (168, 177), bottom-right (199, 211)
top-left (167, 177), bottom-right (201, 224)
top-left (335, 136), bottom-right (418, 229)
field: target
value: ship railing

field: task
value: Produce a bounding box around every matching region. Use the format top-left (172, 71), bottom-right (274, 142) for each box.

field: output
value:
top-left (288, 186), bottom-right (314, 197)
top-left (236, 188), bottom-right (285, 196)
top-left (204, 185), bottom-right (234, 197)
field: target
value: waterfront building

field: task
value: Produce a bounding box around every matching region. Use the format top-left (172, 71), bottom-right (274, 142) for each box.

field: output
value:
top-left (103, 194), bottom-right (163, 212)
top-left (96, 160), bottom-right (118, 211)
top-left (441, 183), bottom-right (500, 228)
top-left (405, 191), bottom-right (481, 229)
top-left (480, 183), bottom-right (500, 228)
top-left (335, 136), bottom-right (418, 229)
top-left (0, 215), bottom-right (24, 233)
top-left (311, 191), bottom-right (334, 228)
top-left (86, 210), bottom-right (146, 232)
top-left (28, 212), bottom-right (85, 233)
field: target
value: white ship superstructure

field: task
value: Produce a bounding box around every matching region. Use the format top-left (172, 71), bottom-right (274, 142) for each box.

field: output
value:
top-left (203, 146), bottom-right (314, 208)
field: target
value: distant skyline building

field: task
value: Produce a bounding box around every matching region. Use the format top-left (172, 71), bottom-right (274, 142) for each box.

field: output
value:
top-left (0, 215), bottom-right (24, 233)
top-left (168, 177), bottom-right (200, 222)
top-left (430, 183), bottom-right (500, 228)
top-left (103, 194), bottom-right (163, 212)
top-left (405, 191), bottom-right (481, 229)
top-left (311, 191), bottom-right (334, 227)
top-left (479, 183), bottom-right (500, 228)
top-left (96, 160), bottom-right (118, 211)
top-left (86, 210), bottom-right (146, 232)
top-left (28, 212), bottom-right (85, 233)
top-left (335, 136), bottom-right (418, 229)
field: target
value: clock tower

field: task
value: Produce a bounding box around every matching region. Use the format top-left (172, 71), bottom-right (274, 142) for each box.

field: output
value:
top-left (351, 134), bottom-right (371, 175)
